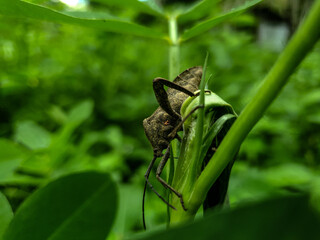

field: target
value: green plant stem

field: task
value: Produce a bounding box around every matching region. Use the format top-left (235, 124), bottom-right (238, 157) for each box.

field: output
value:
top-left (167, 14), bottom-right (180, 223)
top-left (194, 54), bottom-right (208, 175)
top-left (184, 0), bottom-right (320, 218)
top-left (168, 15), bottom-right (180, 80)
top-left (169, 54), bottom-right (208, 225)
top-left (168, 15), bottom-right (180, 160)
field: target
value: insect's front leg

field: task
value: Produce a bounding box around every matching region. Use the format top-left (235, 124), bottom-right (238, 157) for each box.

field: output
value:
top-left (156, 145), bottom-right (187, 211)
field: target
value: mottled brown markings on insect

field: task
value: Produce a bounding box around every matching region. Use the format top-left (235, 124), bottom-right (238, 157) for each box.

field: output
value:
top-left (142, 66), bottom-right (203, 230)
top-left (143, 66), bottom-right (202, 157)
top-left (143, 109), bottom-right (178, 157)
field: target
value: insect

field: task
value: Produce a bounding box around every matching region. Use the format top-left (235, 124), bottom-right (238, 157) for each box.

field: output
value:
top-left (142, 66), bottom-right (237, 229)
top-left (142, 66), bottom-right (203, 228)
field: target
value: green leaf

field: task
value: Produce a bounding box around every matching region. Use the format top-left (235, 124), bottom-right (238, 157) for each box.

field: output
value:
top-left (0, 192), bottom-right (13, 239)
top-left (200, 114), bottom-right (236, 162)
top-left (177, 0), bottom-right (220, 23)
top-left (14, 120), bottom-right (51, 150)
top-left (180, 0), bottom-right (262, 41)
top-left (0, 0), bottom-right (166, 39)
top-left (301, 89), bottom-right (320, 106)
top-left (0, 139), bottom-right (25, 161)
top-left (0, 139), bottom-right (26, 183)
top-left (265, 163), bottom-right (315, 187)
top-left (63, 10), bottom-right (116, 20)
top-left (3, 171), bottom-right (118, 240)
top-left (0, 138), bottom-right (41, 185)
top-left (306, 112), bottom-right (320, 124)
top-left (131, 195), bottom-right (320, 240)
top-left (111, 184), bottom-right (144, 237)
top-left (47, 100), bottom-right (94, 166)
top-left (68, 99), bottom-right (94, 124)
top-left (91, 0), bottom-right (164, 17)
top-left (181, 91), bottom-right (236, 127)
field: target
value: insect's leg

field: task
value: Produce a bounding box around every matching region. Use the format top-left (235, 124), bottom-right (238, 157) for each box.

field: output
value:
top-left (143, 147), bottom-right (177, 230)
top-left (154, 77), bottom-right (195, 96)
top-left (144, 151), bottom-right (176, 210)
top-left (168, 104), bottom-right (204, 139)
top-left (156, 145), bottom-right (187, 211)
top-left (142, 181), bottom-right (148, 230)
top-left (153, 77), bottom-right (195, 119)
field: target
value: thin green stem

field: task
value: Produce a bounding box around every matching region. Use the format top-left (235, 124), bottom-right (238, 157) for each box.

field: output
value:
top-left (168, 15), bottom-right (180, 169)
top-left (193, 54), bottom-right (208, 175)
top-left (186, 0), bottom-right (320, 216)
top-left (167, 14), bottom-right (180, 224)
top-left (169, 55), bottom-right (209, 224)
top-left (168, 15), bottom-right (180, 80)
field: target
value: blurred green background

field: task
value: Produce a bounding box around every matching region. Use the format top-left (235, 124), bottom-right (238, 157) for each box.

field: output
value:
top-left (0, 0), bottom-right (319, 238)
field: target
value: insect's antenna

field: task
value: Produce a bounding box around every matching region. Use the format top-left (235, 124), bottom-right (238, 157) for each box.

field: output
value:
top-left (142, 154), bottom-right (157, 230)
top-left (142, 179), bottom-right (148, 230)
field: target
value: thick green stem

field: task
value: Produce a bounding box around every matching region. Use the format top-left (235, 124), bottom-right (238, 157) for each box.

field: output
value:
top-left (168, 15), bottom-right (180, 80)
top-left (185, 0), bottom-right (320, 217)
top-left (169, 45), bottom-right (180, 80)
top-left (169, 55), bottom-right (209, 224)
top-left (167, 14), bottom-right (180, 223)
top-left (168, 15), bottom-right (180, 167)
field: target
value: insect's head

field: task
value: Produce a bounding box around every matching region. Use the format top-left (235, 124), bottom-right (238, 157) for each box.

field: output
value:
top-left (143, 108), bottom-right (178, 157)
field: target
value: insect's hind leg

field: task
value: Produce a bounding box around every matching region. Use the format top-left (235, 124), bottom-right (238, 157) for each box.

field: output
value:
top-left (143, 146), bottom-right (177, 230)
top-left (153, 77), bottom-right (195, 97)
top-left (156, 145), bottom-right (187, 211)
top-left (143, 150), bottom-right (176, 210)
top-left (153, 77), bottom-right (196, 119)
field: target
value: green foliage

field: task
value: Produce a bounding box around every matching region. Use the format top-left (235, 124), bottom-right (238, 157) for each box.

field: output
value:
top-left (0, 0), bottom-right (261, 42)
top-left (188, 0), bottom-right (320, 219)
top-left (0, 0), bottom-right (320, 239)
top-left (177, 0), bottom-right (220, 23)
top-left (3, 171), bottom-right (118, 240)
top-left (180, 0), bottom-right (261, 41)
top-left (91, 0), bottom-right (164, 17)
top-left (0, 139), bottom-right (28, 184)
top-left (170, 90), bottom-right (238, 221)
top-left (14, 120), bottom-right (51, 150)
top-left (132, 195), bottom-right (320, 240)
top-left (0, 192), bottom-right (13, 239)
top-left (0, 0), bottom-right (165, 39)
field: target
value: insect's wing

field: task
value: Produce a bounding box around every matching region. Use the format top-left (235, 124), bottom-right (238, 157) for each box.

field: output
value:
top-left (172, 66), bottom-right (202, 90)
top-left (166, 66), bottom-right (203, 115)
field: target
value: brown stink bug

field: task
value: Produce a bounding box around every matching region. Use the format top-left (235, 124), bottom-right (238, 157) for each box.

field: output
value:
top-left (142, 66), bottom-right (203, 228)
